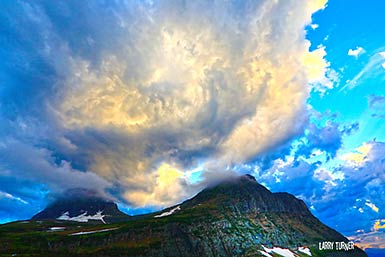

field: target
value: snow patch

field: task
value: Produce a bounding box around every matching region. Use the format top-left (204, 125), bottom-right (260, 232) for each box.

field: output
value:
top-left (154, 206), bottom-right (180, 218)
top-left (259, 250), bottom-right (273, 257)
top-left (70, 227), bottom-right (118, 236)
top-left (298, 246), bottom-right (312, 256)
top-left (262, 245), bottom-right (296, 257)
top-left (49, 227), bottom-right (66, 231)
top-left (57, 210), bottom-right (106, 224)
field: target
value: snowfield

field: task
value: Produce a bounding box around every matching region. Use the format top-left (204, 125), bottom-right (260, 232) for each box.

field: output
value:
top-left (298, 246), bottom-right (312, 256)
top-left (262, 246), bottom-right (296, 257)
top-left (258, 250), bottom-right (273, 257)
top-left (57, 210), bottom-right (106, 224)
top-left (154, 206), bottom-right (181, 218)
top-left (260, 245), bottom-right (312, 257)
top-left (70, 227), bottom-right (118, 236)
top-left (48, 227), bottom-right (66, 231)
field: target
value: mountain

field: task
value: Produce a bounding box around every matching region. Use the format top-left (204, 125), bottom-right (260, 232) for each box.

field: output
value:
top-left (32, 188), bottom-right (130, 224)
top-left (0, 175), bottom-right (367, 257)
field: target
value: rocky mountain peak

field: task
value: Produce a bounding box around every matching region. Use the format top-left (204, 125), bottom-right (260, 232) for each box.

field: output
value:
top-left (182, 174), bottom-right (310, 216)
top-left (31, 188), bottom-right (129, 223)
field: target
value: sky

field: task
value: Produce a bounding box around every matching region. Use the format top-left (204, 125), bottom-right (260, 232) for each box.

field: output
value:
top-left (0, 0), bottom-right (384, 251)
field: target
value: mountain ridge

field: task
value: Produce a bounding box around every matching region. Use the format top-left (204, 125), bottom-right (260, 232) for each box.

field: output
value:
top-left (31, 188), bottom-right (130, 224)
top-left (0, 174), bottom-right (368, 257)
top-left (179, 174), bottom-right (311, 215)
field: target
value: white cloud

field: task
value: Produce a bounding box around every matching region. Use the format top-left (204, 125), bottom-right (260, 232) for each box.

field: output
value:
top-left (0, 191), bottom-right (28, 205)
top-left (348, 46), bottom-right (365, 57)
top-left (365, 200), bottom-right (379, 213)
top-left (122, 163), bottom-right (193, 207)
top-left (303, 45), bottom-right (339, 95)
top-left (340, 142), bottom-right (372, 167)
top-left (310, 24), bottom-right (319, 29)
top-left (340, 50), bottom-right (385, 91)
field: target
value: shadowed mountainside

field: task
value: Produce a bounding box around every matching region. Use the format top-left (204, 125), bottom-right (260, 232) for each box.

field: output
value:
top-left (32, 188), bottom-right (129, 224)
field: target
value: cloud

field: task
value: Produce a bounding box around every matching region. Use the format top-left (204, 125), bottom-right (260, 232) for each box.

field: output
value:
top-left (348, 46), bottom-right (365, 58)
top-left (368, 95), bottom-right (385, 108)
top-left (255, 156), bottom-right (331, 204)
top-left (340, 143), bottom-right (372, 167)
top-left (340, 50), bottom-right (385, 91)
top-left (0, 137), bottom-right (112, 195)
top-left (373, 219), bottom-right (385, 230)
top-left (349, 219), bottom-right (385, 249)
top-left (0, 191), bottom-right (28, 205)
top-left (123, 163), bottom-right (193, 208)
top-left (252, 139), bottom-right (385, 249)
top-left (0, 0), bottom-right (328, 212)
top-left (310, 24), bottom-right (319, 30)
top-left (365, 201), bottom-right (379, 213)
top-left (294, 117), bottom-right (358, 160)
top-left (322, 141), bottom-right (385, 236)
top-left (0, 174), bottom-right (49, 222)
top-left (302, 44), bottom-right (339, 95)
top-left (349, 231), bottom-right (385, 250)
top-left (304, 121), bottom-right (343, 159)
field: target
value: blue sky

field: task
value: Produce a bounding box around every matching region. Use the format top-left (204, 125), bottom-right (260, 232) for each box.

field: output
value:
top-left (0, 0), bottom-right (384, 251)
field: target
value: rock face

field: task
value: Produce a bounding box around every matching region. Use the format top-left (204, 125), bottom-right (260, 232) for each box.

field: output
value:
top-left (0, 175), bottom-right (367, 257)
top-left (183, 174), bottom-right (311, 215)
top-left (32, 189), bottom-right (129, 223)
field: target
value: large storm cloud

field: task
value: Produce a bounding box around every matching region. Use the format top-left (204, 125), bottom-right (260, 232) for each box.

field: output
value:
top-left (0, 0), bottom-right (327, 210)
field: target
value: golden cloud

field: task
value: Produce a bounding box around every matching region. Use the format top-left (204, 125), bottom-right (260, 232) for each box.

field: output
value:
top-left (53, 0), bottom-right (328, 207)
